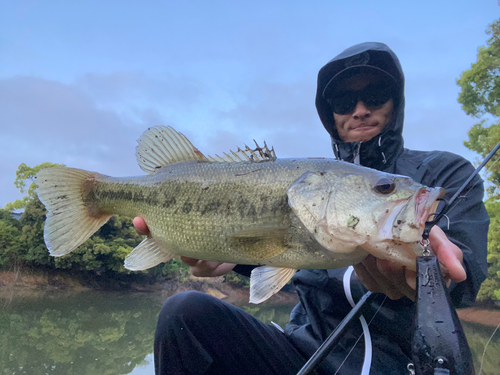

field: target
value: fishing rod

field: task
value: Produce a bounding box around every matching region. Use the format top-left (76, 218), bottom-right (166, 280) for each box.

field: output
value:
top-left (296, 141), bottom-right (500, 375)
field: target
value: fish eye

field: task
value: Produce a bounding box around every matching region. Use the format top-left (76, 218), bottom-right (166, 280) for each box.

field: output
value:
top-left (374, 178), bottom-right (395, 194)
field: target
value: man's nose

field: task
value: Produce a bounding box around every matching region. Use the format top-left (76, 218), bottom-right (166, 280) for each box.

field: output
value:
top-left (352, 101), bottom-right (371, 119)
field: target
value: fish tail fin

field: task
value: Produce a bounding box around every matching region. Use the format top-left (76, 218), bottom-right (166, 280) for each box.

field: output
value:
top-left (35, 167), bottom-right (112, 256)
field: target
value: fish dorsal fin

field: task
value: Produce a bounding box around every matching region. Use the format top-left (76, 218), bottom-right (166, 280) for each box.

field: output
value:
top-left (207, 140), bottom-right (276, 164)
top-left (136, 126), bottom-right (207, 174)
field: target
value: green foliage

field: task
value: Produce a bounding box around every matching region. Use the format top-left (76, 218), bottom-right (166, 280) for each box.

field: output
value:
top-left (461, 321), bottom-right (500, 374)
top-left (0, 292), bottom-right (159, 374)
top-left (0, 162), bottom-right (192, 282)
top-left (20, 196), bottom-right (53, 266)
top-left (3, 162), bottom-right (65, 211)
top-left (0, 209), bottom-right (23, 266)
top-left (52, 215), bottom-right (143, 273)
top-left (149, 258), bottom-right (191, 281)
top-left (459, 18), bottom-right (500, 302)
top-left (457, 19), bottom-right (500, 118)
top-left (475, 198), bottom-right (500, 301)
top-left (224, 271), bottom-right (250, 288)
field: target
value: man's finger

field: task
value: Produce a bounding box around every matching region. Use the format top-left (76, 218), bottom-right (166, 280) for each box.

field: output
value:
top-left (355, 256), bottom-right (406, 300)
top-left (377, 259), bottom-right (415, 300)
top-left (133, 217), bottom-right (150, 236)
top-left (405, 269), bottom-right (417, 290)
top-left (180, 256), bottom-right (201, 267)
top-left (353, 262), bottom-right (383, 294)
top-left (429, 226), bottom-right (466, 282)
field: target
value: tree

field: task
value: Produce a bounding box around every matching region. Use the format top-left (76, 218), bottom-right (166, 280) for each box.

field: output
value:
top-left (3, 162), bottom-right (65, 211)
top-left (0, 162), bottom-right (198, 281)
top-left (0, 209), bottom-right (23, 267)
top-left (458, 18), bottom-right (500, 302)
top-left (458, 19), bottom-right (500, 118)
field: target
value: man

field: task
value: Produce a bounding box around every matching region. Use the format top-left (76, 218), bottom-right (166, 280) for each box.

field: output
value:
top-left (134, 42), bottom-right (489, 374)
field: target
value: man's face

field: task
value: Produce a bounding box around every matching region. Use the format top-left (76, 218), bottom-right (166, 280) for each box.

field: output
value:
top-left (332, 72), bottom-right (394, 143)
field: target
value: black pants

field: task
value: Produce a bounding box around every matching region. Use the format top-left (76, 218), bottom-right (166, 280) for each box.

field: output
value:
top-left (154, 291), bottom-right (308, 375)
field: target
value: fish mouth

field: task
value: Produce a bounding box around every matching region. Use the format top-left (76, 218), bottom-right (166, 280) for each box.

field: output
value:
top-left (415, 187), bottom-right (446, 227)
top-left (381, 186), bottom-right (446, 243)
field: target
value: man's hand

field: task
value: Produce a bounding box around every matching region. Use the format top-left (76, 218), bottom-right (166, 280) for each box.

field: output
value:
top-left (180, 257), bottom-right (237, 277)
top-left (132, 217), bottom-right (236, 277)
top-left (353, 226), bottom-right (466, 301)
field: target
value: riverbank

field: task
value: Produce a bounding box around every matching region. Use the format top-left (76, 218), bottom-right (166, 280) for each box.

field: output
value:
top-left (0, 269), bottom-right (299, 304)
top-left (458, 307), bottom-right (500, 327)
top-left (4, 270), bottom-right (500, 319)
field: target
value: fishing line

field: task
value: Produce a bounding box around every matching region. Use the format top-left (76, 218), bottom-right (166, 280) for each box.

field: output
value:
top-left (478, 321), bottom-right (500, 375)
top-left (424, 141), bottom-right (500, 237)
top-left (437, 154), bottom-right (500, 222)
top-left (333, 295), bottom-right (387, 375)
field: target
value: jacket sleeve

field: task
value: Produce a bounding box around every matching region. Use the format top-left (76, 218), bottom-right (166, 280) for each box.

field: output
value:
top-left (232, 265), bottom-right (256, 277)
top-left (420, 152), bottom-right (489, 307)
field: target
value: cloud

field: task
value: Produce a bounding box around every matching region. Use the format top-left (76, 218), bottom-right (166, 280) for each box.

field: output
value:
top-left (0, 76), bottom-right (137, 163)
top-left (76, 71), bottom-right (205, 108)
top-left (218, 80), bottom-right (317, 131)
top-left (0, 76), bottom-right (146, 207)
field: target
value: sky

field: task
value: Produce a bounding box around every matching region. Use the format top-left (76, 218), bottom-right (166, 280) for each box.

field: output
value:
top-left (1, 0), bottom-right (499, 208)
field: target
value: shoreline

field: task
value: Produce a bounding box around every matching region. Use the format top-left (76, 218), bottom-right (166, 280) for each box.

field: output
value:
top-left (457, 307), bottom-right (500, 327)
top-left (2, 270), bottom-right (499, 323)
top-left (0, 269), bottom-right (299, 305)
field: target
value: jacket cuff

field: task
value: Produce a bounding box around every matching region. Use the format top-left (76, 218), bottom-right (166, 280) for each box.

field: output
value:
top-left (232, 265), bottom-right (256, 277)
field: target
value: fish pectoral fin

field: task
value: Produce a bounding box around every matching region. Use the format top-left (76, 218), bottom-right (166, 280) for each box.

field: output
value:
top-left (136, 126), bottom-right (208, 174)
top-left (124, 236), bottom-right (175, 270)
top-left (229, 228), bottom-right (288, 260)
top-left (250, 266), bottom-right (297, 304)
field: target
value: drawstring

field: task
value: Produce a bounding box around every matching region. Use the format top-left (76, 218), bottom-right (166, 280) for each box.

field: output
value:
top-left (378, 136), bottom-right (387, 164)
top-left (332, 137), bottom-right (341, 160)
top-left (332, 136), bottom-right (387, 165)
top-left (353, 143), bottom-right (361, 165)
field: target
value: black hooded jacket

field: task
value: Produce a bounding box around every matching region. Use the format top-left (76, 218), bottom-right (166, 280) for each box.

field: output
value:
top-left (282, 43), bottom-right (490, 374)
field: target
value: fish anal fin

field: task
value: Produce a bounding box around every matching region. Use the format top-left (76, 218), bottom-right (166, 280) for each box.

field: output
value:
top-left (136, 126), bottom-right (208, 174)
top-left (229, 228), bottom-right (288, 260)
top-left (250, 266), bottom-right (297, 304)
top-left (124, 236), bottom-right (175, 270)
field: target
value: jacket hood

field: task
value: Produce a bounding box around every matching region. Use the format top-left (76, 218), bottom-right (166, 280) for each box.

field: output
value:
top-left (316, 42), bottom-right (405, 171)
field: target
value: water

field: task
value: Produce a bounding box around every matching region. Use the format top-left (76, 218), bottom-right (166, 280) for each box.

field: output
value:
top-left (1, 291), bottom-right (498, 375)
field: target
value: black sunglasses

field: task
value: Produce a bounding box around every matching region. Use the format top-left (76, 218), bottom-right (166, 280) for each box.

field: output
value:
top-left (327, 84), bottom-right (396, 115)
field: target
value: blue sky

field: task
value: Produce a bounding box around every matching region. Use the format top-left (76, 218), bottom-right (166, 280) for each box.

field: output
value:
top-left (1, 0), bottom-right (499, 208)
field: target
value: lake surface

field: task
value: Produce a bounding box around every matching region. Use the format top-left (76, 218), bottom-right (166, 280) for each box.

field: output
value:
top-left (1, 290), bottom-right (498, 374)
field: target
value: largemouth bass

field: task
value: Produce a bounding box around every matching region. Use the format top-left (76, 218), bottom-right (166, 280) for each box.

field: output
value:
top-left (36, 126), bottom-right (444, 303)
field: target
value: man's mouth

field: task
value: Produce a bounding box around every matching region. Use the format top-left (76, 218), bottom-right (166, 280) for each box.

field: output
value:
top-left (351, 123), bottom-right (377, 130)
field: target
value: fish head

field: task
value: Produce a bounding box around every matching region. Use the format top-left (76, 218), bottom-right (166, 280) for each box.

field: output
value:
top-left (286, 167), bottom-right (445, 266)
